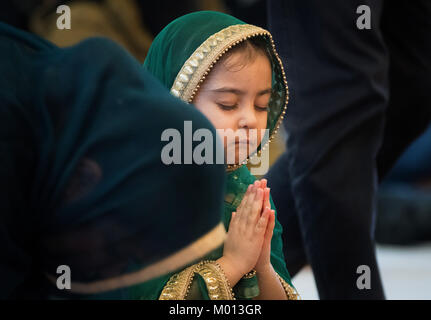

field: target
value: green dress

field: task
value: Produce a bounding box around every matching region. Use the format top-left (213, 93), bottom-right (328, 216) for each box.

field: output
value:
top-left (139, 10), bottom-right (299, 300)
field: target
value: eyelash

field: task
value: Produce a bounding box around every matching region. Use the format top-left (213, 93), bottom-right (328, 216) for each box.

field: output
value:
top-left (217, 103), bottom-right (269, 112)
top-left (256, 106), bottom-right (269, 112)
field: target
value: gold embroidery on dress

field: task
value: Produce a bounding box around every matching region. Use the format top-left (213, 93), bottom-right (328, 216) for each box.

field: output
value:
top-left (276, 273), bottom-right (301, 300)
top-left (159, 265), bottom-right (196, 300)
top-left (158, 260), bottom-right (235, 300)
top-left (195, 261), bottom-right (235, 300)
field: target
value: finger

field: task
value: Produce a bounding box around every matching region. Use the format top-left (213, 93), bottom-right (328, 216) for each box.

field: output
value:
top-left (254, 180), bottom-right (261, 189)
top-left (270, 210), bottom-right (276, 229)
top-left (256, 206), bottom-right (270, 235)
top-left (226, 212), bottom-right (237, 239)
top-left (264, 188), bottom-right (271, 210)
top-left (229, 211), bottom-right (237, 225)
top-left (247, 188), bottom-right (263, 227)
top-left (236, 184), bottom-right (252, 214)
top-left (260, 207), bottom-right (273, 244)
top-left (262, 188), bottom-right (268, 210)
top-left (240, 185), bottom-right (256, 226)
top-left (259, 209), bottom-right (274, 257)
top-left (265, 209), bottom-right (276, 240)
top-left (260, 179), bottom-right (267, 189)
top-left (242, 185), bottom-right (255, 213)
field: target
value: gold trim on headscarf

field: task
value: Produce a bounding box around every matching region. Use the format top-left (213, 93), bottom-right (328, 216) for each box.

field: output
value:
top-left (170, 24), bottom-right (288, 172)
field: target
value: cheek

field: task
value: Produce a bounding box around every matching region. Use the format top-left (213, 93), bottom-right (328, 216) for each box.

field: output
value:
top-left (256, 112), bottom-right (268, 141)
top-left (257, 112), bottom-right (268, 129)
top-left (194, 99), bottom-right (235, 131)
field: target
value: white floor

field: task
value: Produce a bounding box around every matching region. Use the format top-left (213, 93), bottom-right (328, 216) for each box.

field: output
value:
top-left (291, 242), bottom-right (431, 300)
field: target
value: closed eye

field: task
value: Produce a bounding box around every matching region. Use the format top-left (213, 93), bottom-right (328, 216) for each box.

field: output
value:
top-left (255, 105), bottom-right (269, 112)
top-left (217, 103), bottom-right (237, 111)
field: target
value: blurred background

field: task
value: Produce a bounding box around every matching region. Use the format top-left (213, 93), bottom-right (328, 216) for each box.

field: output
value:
top-left (1, 0), bottom-right (430, 299)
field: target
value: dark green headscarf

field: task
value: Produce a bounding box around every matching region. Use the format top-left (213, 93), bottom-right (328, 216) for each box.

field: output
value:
top-left (143, 11), bottom-right (297, 300)
top-left (0, 21), bottom-right (227, 299)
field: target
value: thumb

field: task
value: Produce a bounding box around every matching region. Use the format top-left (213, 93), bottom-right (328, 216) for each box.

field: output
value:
top-left (228, 211), bottom-right (237, 228)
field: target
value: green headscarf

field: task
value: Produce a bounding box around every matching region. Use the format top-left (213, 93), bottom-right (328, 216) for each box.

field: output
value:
top-left (0, 21), bottom-right (227, 299)
top-left (143, 11), bottom-right (298, 300)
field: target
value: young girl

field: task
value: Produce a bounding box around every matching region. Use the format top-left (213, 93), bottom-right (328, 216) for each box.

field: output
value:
top-left (143, 11), bottom-right (299, 300)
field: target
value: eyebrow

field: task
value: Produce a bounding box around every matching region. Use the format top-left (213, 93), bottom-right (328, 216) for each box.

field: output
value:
top-left (210, 87), bottom-right (272, 96)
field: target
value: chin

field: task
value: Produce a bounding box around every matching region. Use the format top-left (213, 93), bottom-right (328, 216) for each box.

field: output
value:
top-left (224, 144), bottom-right (254, 165)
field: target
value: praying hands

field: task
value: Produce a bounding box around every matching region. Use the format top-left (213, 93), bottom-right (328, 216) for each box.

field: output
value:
top-left (217, 179), bottom-right (287, 299)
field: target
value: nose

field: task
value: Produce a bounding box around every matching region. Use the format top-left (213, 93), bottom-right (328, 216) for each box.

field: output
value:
top-left (238, 104), bottom-right (257, 129)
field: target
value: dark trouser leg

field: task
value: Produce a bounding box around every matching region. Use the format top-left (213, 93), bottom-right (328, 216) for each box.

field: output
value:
top-left (375, 0), bottom-right (431, 245)
top-left (377, 0), bottom-right (431, 178)
top-left (267, 0), bottom-right (388, 299)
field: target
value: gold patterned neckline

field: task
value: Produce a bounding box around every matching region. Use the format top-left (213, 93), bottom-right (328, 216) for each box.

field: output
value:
top-left (170, 24), bottom-right (288, 172)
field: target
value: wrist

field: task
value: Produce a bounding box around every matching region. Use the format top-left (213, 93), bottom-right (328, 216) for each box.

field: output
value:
top-left (216, 256), bottom-right (246, 287)
top-left (255, 263), bottom-right (273, 275)
top-left (221, 254), bottom-right (252, 275)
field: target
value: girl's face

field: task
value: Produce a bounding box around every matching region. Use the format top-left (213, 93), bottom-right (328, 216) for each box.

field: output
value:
top-left (192, 49), bottom-right (272, 164)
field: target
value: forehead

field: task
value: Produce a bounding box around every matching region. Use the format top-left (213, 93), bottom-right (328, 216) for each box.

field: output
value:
top-left (205, 50), bottom-right (272, 89)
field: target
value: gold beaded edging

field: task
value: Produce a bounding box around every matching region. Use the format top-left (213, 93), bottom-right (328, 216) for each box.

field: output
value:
top-left (276, 273), bottom-right (301, 300)
top-left (170, 24), bottom-right (289, 172)
top-left (243, 269), bottom-right (257, 279)
top-left (197, 260), bottom-right (235, 300)
top-left (159, 265), bottom-right (197, 300)
top-left (159, 260), bottom-right (235, 300)
top-left (171, 24), bottom-right (268, 102)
